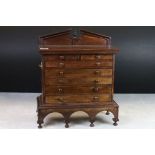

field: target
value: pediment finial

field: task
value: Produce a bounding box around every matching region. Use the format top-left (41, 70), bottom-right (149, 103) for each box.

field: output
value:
top-left (71, 27), bottom-right (80, 39)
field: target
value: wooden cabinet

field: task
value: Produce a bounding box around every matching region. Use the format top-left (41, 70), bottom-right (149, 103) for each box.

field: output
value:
top-left (37, 29), bottom-right (119, 128)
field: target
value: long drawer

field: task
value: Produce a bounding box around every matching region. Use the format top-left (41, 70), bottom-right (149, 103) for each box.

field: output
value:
top-left (44, 54), bottom-right (113, 61)
top-left (45, 94), bottom-right (112, 105)
top-left (45, 85), bottom-right (112, 95)
top-left (45, 77), bottom-right (112, 85)
top-left (45, 68), bottom-right (112, 78)
top-left (45, 60), bottom-right (112, 68)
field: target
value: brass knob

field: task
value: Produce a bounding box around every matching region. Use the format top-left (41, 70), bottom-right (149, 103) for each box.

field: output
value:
top-left (59, 55), bottom-right (65, 60)
top-left (95, 55), bottom-right (101, 59)
top-left (93, 96), bottom-right (99, 102)
top-left (38, 62), bottom-right (42, 69)
top-left (59, 62), bottom-right (65, 67)
top-left (96, 62), bottom-right (101, 66)
top-left (57, 97), bottom-right (64, 102)
top-left (58, 88), bottom-right (63, 93)
top-left (95, 70), bottom-right (100, 75)
top-left (59, 71), bottom-right (64, 76)
top-left (93, 87), bottom-right (99, 92)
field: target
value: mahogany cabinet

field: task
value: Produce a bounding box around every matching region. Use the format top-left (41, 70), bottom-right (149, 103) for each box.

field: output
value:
top-left (37, 29), bottom-right (119, 128)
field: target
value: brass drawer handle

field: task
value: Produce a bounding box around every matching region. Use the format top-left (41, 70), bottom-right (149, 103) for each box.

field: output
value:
top-left (95, 55), bottom-right (101, 59)
top-left (94, 80), bottom-right (99, 83)
top-left (93, 87), bottom-right (99, 92)
top-left (38, 62), bottom-right (42, 69)
top-left (59, 62), bottom-right (65, 67)
top-left (58, 88), bottom-right (63, 93)
top-left (59, 71), bottom-right (64, 76)
top-left (96, 62), bottom-right (101, 66)
top-left (93, 96), bottom-right (99, 102)
top-left (59, 55), bottom-right (65, 60)
top-left (57, 97), bottom-right (64, 102)
top-left (94, 70), bottom-right (100, 75)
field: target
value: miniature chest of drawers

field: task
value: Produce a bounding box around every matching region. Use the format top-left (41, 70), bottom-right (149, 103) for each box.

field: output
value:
top-left (37, 29), bottom-right (119, 128)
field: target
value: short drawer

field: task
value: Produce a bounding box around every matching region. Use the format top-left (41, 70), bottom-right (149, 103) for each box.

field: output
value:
top-left (81, 55), bottom-right (113, 60)
top-left (45, 60), bottom-right (112, 68)
top-left (44, 55), bottom-right (81, 61)
top-left (45, 85), bottom-right (112, 95)
top-left (45, 68), bottom-right (112, 78)
top-left (45, 94), bottom-right (112, 105)
top-left (45, 77), bottom-right (112, 85)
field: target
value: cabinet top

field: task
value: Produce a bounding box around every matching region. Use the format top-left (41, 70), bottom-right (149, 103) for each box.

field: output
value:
top-left (39, 29), bottom-right (119, 55)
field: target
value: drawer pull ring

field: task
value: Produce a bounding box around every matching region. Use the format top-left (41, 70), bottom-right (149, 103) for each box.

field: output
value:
top-left (93, 96), bottom-right (99, 102)
top-left (38, 62), bottom-right (42, 69)
top-left (59, 55), bottom-right (65, 60)
top-left (95, 70), bottom-right (100, 75)
top-left (93, 87), bottom-right (99, 92)
top-left (59, 62), bottom-right (65, 67)
top-left (57, 97), bottom-right (64, 102)
top-left (59, 71), bottom-right (64, 76)
top-left (58, 88), bottom-right (63, 93)
top-left (96, 62), bottom-right (101, 66)
top-left (95, 55), bottom-right (101, 59)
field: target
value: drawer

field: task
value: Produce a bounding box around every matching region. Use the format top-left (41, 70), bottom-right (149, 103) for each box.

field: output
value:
top-left (44, 54), bottom-right (113, 61)
top-left (45, 69), bottom-right (112, 78)
top-left (45, 94), bottom-right (112, 105)
top-left (44, 55), bottom-right (81, 61)
top-left (45, 77), bottom-right (112, 85)
top-left (81, 55), bottom-right (113, 60)
top-left (45, 60), bottom-right (112, 68)
top-left (45, 85), bottom-right (112, 95)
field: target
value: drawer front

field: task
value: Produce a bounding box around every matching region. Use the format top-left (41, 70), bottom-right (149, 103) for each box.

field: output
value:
top-left (45, 85), bottom-right (112, 95)
top-left (81, 55), bottom-right (112, 60)
top-left (45, 60), bottom-right (112, 68)
top-left (44, 54), bottom-right (113, 61)
top-left (45, 69), bottom-right (112, 78)
top-left (45, 94), bottom-right (112, 105)
top-left (45, 77), bottom-right (112, 85)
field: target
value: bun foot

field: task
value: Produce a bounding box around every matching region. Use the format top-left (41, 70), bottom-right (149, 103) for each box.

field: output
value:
top-left (38, 124), bottom-right (42, 128)
top-left (90, 123), bottom-right (94, 127)
top-left (112, 117), bottom-right (119, 126)
top-left (113, 122), bottom-right (118, 126)
top-left (65, 123), bottom-right (69, 128)
top-left (106, 111), bottom-right (110, 115)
